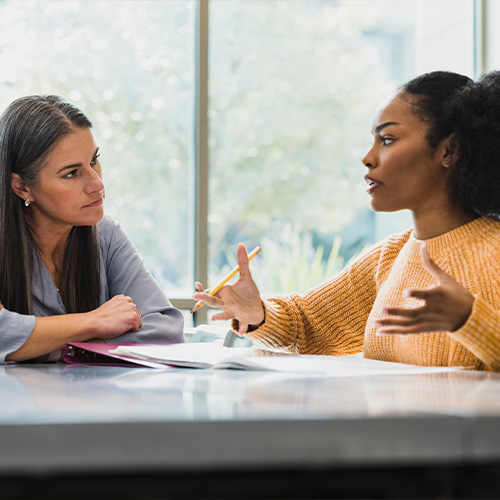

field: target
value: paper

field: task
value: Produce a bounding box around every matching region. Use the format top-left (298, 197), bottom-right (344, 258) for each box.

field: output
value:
top-left (110, 343), bottom-right (462, 375)
top-left (111, 343), bottom-right (254, 369)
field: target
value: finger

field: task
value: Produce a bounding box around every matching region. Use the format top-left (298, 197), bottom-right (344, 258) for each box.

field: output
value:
top-left (380, 304), bottom-right (427, 318)
top-left (211, 311), bottom-right (236, 321)
top-left (376, 322), bottom-right (443, 335)
top-left (375, 312), bottom-right (446, 334)
top-left (402, 288), bottom-right (433, 301)
top-left (238, 321), bottom-right (249, 335)
top-left (375, 315), bottom-right (418, 327)
top-left (374, 314), bottom-right (432, 328)
top-left (194, 282), bottom-right (204, 292)
top-left (236, 243), bottom-right (252, 279)
top-left (376, 326), bottom-right (422, 335)
top-left (193, 292), bottom-right (224, 308)
top-left (421, 245), bottom-right (448, 283)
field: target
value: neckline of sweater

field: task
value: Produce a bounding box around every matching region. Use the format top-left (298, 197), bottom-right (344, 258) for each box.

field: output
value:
top-left (408, 216), bottom-right (497, 256)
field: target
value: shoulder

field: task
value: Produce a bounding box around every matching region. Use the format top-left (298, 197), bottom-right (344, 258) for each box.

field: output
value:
top-left (96, 215), bottom-right (131, 246)
top-left (380, 228), bottom-right (413, 250)
top-left (477, 216), bottom-right (500, 233)
top-left (97, 214), bottom-right (121, 241)
top-left (96, 215), bottom-right (135, 260)
top-left (472, 216), bottom-right (500, 249)
top-left (358, 228), bottom-right (413, 264)
top-left (343, 228), bottom-right (412, 280)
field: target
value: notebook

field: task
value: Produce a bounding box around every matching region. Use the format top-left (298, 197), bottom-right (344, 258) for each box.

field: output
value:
top-left (109, 343), bottom-right (462, 375)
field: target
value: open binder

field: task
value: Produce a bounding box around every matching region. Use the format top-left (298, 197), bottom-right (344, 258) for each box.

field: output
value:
top-left (63, 342), bottom-right (170, 369)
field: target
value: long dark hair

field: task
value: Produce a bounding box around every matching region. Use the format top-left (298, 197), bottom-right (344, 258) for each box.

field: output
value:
top-left (400, 70), bottom-right (500, 217)
top-left (0, 95), bottom-right (101, 314)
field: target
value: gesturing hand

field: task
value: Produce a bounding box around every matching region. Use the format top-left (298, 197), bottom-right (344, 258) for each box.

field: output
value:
top-left (193, 243), bottom-right (265, 335)
top-left (374, 245), bottom-right (474, 335)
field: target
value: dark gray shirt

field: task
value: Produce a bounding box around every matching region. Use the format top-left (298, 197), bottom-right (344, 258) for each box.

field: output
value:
top-left (0, 216), bottom-right (184, 363)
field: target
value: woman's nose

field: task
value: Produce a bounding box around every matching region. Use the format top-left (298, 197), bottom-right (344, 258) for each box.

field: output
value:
top-left (86, 168), bottom-right (105, 193)
top-left (362, 145), bottom-right (376, 169)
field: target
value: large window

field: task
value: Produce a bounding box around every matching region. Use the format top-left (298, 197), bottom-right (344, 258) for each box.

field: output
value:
top-left (0, 0), bottom-right (476, 324)
top-left (208, 0), bottom-right (475, 302)
top-left (0, 0), bottom-right (197, 297)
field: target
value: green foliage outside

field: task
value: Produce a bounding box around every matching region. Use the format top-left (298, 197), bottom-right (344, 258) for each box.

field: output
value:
top-left (222, 225), bottom-right (345, 296)
top-left (208, 0), bottom-right (396, 291)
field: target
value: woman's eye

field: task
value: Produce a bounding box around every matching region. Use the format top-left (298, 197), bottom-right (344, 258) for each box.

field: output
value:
top-left (64, 169), bottom-right (78, 179)
top-left (382, 137), bottom-right (394, 146)
top-left (90, 153), bottom-right (100, 167)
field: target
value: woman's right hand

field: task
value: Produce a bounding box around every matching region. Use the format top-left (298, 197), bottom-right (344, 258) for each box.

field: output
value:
top-left (89, 294), bottom-right (142, 339)
top-left (194, 243), bottom-right (265, 335)
top-left (5, 295), bottom-right (142, 363)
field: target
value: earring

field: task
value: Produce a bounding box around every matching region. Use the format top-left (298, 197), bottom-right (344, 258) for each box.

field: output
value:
top-left (24, 198), bottom-right (30, 207)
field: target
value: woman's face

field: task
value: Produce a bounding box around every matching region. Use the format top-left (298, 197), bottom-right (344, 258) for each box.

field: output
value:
top-left (25, 127), bottom-right (105, 232)
top-left (362, 92), bottom-right (449, 214)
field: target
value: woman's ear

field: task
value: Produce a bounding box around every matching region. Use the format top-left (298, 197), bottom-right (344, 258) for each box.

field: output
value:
top-left (441, 134), bottom-right (459, 169)
top-left (11, 173), bottom-right (32, 202)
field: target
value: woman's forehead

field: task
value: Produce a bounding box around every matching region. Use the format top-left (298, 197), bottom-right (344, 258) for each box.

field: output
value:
top-left (371, 92), bottom-right (418, 131)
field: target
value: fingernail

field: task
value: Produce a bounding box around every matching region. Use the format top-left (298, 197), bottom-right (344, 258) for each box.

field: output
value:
top-left (403, 289), bottom-right (411, 298)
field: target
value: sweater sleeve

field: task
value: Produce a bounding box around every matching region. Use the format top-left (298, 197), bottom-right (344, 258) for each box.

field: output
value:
top-left (245, 241), bottom-right (385, 355)
top-left (0, 309), bottom-right (37, 364)
top-left (100, 217), bottom-right (184, 344)
top-left (451, 296), bottom-right (500, 371)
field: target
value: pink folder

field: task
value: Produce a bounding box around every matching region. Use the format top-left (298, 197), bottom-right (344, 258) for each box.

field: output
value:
top-left (63, 342), bottom-right (172, 368)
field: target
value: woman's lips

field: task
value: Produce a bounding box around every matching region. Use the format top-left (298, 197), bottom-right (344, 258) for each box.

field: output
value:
top-left (365, 175), bottom-right (383, 194)
top-left (83, 197), bottom-right (104, 208)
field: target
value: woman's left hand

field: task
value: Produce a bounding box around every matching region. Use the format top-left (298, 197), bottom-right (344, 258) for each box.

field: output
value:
top-left (374, 245), bottom-right (474, 335)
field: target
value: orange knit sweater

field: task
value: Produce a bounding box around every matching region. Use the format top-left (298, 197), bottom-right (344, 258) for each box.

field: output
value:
top-left (247, 217), bottom-right (500, 371)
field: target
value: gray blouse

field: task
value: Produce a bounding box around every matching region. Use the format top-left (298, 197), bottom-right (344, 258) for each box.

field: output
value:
top-left (0, 216), bottom-right (184, 363)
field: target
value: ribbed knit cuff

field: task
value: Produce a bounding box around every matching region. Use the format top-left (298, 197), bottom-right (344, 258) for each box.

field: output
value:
top-left (451, 295), bottom-right (500, 370)
top-left (240, 299), bottom-right (297, 351)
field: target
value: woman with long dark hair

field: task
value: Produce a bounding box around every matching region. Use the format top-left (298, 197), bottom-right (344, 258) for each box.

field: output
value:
top-left (0, 95), bottom-right (184, 363)
top-left (194, 70), bottom-right (500, 371)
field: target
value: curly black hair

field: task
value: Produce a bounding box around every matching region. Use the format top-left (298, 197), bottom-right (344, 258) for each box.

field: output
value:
top-left (401, 70), bottom-right (500, 217)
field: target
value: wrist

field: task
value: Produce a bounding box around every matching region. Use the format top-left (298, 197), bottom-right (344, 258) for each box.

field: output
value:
top-left (73, 311), bottom-right (102, 341)
top-left (232, 302), bottom-right (266, 334)
top-left (248, 307), bottom-right (266, 332)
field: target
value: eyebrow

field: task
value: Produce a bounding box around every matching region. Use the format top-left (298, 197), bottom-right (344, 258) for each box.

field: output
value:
top-left (373, 121), bottom-right (401, 135)
top-left (57, 148), bottom-right (100, 174)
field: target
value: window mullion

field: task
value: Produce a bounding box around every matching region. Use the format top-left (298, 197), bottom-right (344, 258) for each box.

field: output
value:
top-left (193, 0), bottom-right (209, 325)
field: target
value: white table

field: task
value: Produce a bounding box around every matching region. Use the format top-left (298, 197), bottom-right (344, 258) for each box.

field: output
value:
top-left (1, 362), bottom-right (499, 499)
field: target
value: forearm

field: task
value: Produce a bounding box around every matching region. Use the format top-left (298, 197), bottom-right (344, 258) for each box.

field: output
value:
top-left (5, 313), bottom-right (100, 362)
top-left (451, 296), bottom-right (500, 371)
top-left (246, 293), bottom-right (366, 356)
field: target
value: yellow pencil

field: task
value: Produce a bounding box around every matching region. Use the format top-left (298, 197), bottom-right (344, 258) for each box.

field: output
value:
top-left (192, 246), bottom-right (261, 313)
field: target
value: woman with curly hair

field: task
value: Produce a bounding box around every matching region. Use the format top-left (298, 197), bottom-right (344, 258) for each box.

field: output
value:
top-left (195, 70), bottom-right (500, 371)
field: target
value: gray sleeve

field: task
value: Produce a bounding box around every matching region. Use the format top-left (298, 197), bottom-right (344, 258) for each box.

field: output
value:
top-left (0, 309), bottom-right (37, 364)
top-left (100, 217), bottom-right (184, 344)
